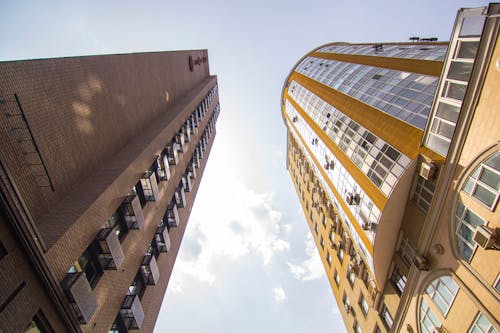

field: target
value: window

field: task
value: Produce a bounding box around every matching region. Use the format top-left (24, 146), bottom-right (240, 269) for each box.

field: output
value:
top-left (0, 240), bottom-right (6, 261)
top-left (380, 304), bottom-right (393, 330)
top-left (359, 294), bottom-right (369, 317)
top-left (105, 210), bottom-right (128, 242)
top-left (425, 276), bottom-right (459, 316)
top-left (68, 245), bottom-right (103, 288)
top-left (463, 152), bottom-right (500, 209)
top-left (337, 247), bottom-right (344, 263)
top-left (390, 266), bottom-right (407, 295)
top-left (468, 312), bottom-right (499, 333)
top-left (334, 270), bottom-right (340, 286)
top-left (455, 202), bottom-right (486, 261)
top-left (353, 321), bottom-right (363, 333)
top-left (398, 238), bottom-right (416, 267)
top-left (326, 252), bottom-right (332, 266)
top-left (420, 299), bottom-right (442, 333)
top-left (23, 311), bottom-right (53, 333)
top-left (132, 182), bottom-right (147, 208)
top-left (413, 175), bottom-right (436, 213)
top-left (373, 325), bottom-right (382, 333)
top-left (128, 272), bottom-right (146, 300)
top-left (347, 268), bottom-right (355, 287)
top-left (494, 273), bottom-right (500, 294)
top-left (109, 315), bottom-right (126, 333)
top-left (320, 236), bottom-right (325, 250)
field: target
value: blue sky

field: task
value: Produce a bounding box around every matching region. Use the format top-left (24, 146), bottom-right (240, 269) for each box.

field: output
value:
top-left (0, 0), bottom-right (490, 332)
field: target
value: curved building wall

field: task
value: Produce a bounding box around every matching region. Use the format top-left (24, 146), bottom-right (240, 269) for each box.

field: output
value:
top-left (282, 42), bottom-right (445, 289)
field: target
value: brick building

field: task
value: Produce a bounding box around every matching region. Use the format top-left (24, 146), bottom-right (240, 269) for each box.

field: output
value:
top-left (0, 50), bottom-right (219, 332)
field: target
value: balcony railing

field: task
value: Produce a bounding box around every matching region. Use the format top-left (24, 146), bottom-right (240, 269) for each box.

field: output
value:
top-left (120, 294), bottom-right (144, 330)
top-left (95, 227), bottom-right (125, 270)
top-left (140, 254), bottom-right (160, 285)
top-left (61, 272), bottom-right (98, 324)
top-left (121, 194), bottom-right (145, 230)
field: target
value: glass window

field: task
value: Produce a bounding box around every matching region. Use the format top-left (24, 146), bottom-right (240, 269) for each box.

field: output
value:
top-left (468, 312), bottom-right (498, 333)
top-left (463, 152), bottom-right (500, 209)
top-left (455, 202), bottom-right (486, 261)
top-left (0, 240), bottom-right (6, 261)
top-left (359, 294), bottom-right (369, 316)
top-left (354, 321), bottom-right (363, 333)
top-left (494, 273), bottom-right (500, 294)
top-left (390, 266), bottom-right (407, 295)
top-left (334, 270), bottom-right (340, 286)
top-left (425, 276), bottom-right (459, 316)
top-left (23, 312), bottom-right (52, 333)
top-left (457, 41), bottom-right (480, 59)
top-left (380, 304), bottom-right (393, 329)
top-left (420, 299), bottom-right (442, 333)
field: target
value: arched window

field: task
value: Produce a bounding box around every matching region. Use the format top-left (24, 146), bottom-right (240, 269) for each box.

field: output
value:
top-left (420, 299), bottom-right (442, 333)
top-left (420, 275), bottom-right (460, 333)
top-left (462, 152), bottom-right (500, 210)
top-left (424, 276), bottom-right (459, 316)
top-left (454, 202), bottom-right (486, 261)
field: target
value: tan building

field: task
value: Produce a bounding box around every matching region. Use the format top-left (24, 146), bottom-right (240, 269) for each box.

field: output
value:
top-left (0, 50), bottom-right (220, 332)
top-left (281, 4), bottom-right (499, 333)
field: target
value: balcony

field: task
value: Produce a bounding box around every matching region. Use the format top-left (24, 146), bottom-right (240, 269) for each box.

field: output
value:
top-left (188, 160), bottom-right (197, 179)
top-left (182, 173), bottom-right (192, 192)
top-left (140, 170), bottom-right (159, 202)
top-left (155, 154), bottom-right (170, 181)
top-left (193, 150), bottom-right (200, 168)
top-left (165, 143), bottom-right (178, 166)
top-left (95, 227), bottom-right (125, 269)
top-left (182, 123), bottom-right (191, 143)
top-left (154, 224), bottom-right (171, 253)
top-left (189, 114), bottom-right (198, 134)
top-left (166, 201), bottom-right (180, 228)
top-left (121, 194), bottom-right (145, 230)
top-left (119, 294), bottom-right (144, 330)
top-left (175, 133), bottom-right (186, 153)
top-left (61, 272), bottom-right (98, 324)
top-left (140, 254), bottom-right (160, 285)
top-left (175, 185), bottom-right (186, 208)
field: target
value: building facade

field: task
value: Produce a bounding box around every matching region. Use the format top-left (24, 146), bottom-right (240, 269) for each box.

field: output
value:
top-left (0, 50), bottom-right (220, 332)
top-left (282, 4), bottom-right (499, 333)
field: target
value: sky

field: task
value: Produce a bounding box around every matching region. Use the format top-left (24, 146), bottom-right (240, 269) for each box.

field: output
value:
top-left (0, 0), bottom-right (490, 332)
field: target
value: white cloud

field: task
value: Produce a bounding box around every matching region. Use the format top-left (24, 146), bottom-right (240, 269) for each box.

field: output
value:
top-left (286, 233), bottom-right (324, 281)
top-left (273, 287), bottom-right (287, 303)
top-left (169, 172), bottom-right (290, 292)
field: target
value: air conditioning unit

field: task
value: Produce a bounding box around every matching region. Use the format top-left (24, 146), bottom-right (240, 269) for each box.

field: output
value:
top-left (362, 222), bottom-right (375, 231)
top-left (292, 116), bottom-right (298, 122)
top-left (420, 161), bottom-right (437, 180)
top-left (330, 242), bottom-right (337, 250)
top-left (344, 303), bottom-right (352, 314)
top-left (346, 192), bottom-right (360, 205)
top-left (413, 254), bottom-right (429, 271)
top-left (473, 225), bottom-right (497, 249)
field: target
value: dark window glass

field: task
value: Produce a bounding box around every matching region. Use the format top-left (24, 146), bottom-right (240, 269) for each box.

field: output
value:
top-left (129, 272), bottom-right (146, 300)
top-left (0, 240), bottom-right (7, 260)
top-left (390, 266), bottom-right (407, 295)
top-left (134, 182), bottom-right (147, 208)
top-left (78, 245), bottom-right (103, 288)
top-left (23, 311), bottom-right (53, 333)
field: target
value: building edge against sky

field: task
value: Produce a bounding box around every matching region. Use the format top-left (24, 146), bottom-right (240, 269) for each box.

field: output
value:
top-left (281, 4), bottom-right (499, 333)
top-left (0, 50), bottom-right (219, 332)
